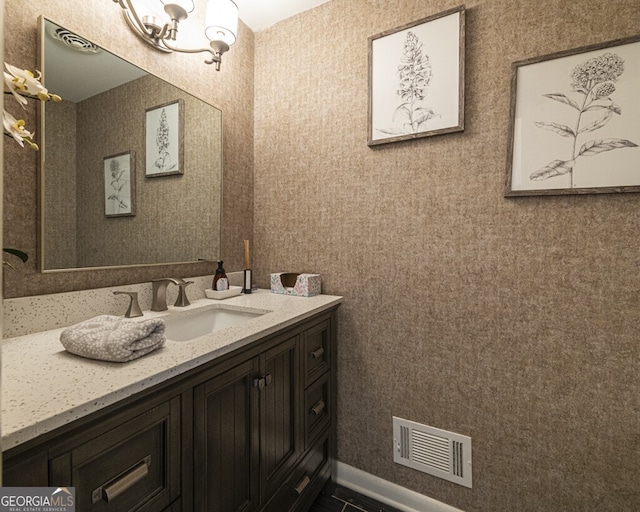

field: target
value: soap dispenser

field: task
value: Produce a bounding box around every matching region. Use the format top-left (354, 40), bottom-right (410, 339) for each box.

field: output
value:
top-left (212, 260), bottom-right (229, 291)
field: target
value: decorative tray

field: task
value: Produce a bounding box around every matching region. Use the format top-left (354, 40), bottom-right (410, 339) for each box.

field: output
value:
top-left (204, 286), bottom-right (243, 300)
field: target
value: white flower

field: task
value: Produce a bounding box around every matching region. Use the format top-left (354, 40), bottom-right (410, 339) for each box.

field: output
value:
top-left (4, 63), bottom-right (62, 107)
top-left (3, 110), bottom-right (38, 150)
top-left (3, 61), bottom-right (61, 150)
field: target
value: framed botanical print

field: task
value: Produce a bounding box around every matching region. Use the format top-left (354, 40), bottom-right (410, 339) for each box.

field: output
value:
top-left (368, 6), bottom-right (465, 146)
top-left (104, 151), bottom-right (135, 217)
top-left (506, 35), bottom-right (640, 196)
top-left (145, 99), bottom-right (184, 177)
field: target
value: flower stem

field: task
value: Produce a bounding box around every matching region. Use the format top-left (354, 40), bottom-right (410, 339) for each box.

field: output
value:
top-left (570, 85), bottom-right (594, 187)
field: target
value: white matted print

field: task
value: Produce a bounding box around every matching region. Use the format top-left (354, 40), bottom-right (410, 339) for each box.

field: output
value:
top-left (104, 151), bottom-right (135, 217)
top-left (145, 99), bottom-right (184, 177)
top-left (506, 36), bottom-right (640, 196)
top-left (368, 6), bottom-right (465, 146)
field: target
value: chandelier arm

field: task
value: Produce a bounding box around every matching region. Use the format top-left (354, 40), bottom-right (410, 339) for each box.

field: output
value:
top-left (112, 0), bottom-right (229, 69)
top-left (158, 38), bottom-right (222, 66)
top-left (115, 0), bottom-right (158, 40)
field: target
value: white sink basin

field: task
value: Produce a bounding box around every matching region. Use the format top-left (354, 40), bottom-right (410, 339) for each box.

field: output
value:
top-left (163, 305), bottom-right (267, 341)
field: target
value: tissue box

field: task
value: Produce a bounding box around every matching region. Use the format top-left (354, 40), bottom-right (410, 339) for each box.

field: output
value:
top-left (270, 273), bottom-right (321, 297)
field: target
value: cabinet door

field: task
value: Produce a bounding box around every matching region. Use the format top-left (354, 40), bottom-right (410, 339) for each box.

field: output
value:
top-left (194, 358), bottom-right (259, 512)
top-left (259, 335), bottom-right (302, 503)
top-left (3, 447), bottom-right (49, 486)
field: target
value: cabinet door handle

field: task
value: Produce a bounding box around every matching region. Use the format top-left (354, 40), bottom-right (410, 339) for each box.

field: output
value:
top-left (310, 347), bottom-right (324, 359)
top-left (292, 474), bottom-right (311, 497)
top-left (253, 374), bottom-right (273, 390)
top-left (92, 456), bottom-right (150, 504)
top-left (310, 400), bottom-right (325, 416)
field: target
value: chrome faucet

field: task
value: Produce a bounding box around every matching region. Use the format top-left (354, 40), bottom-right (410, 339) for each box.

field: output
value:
top-left (151, 278), bottom-right (182, 311)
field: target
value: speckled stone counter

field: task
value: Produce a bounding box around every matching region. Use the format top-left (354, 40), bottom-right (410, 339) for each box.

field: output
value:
top-left (2, 289), bottom-right (342, 450)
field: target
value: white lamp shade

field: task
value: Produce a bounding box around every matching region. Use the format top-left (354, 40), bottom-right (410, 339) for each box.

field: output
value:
top-left (205, 0), bottom-right (238, 46)
top-left (133, 0), bottom-right (164, 19)
top-left (161, 0), bottom-right (195, 13)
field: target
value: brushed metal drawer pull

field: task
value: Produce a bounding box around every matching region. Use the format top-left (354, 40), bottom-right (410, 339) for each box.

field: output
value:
top-left (310, 347), bottom-right (324, 359)
top-left (292, 474), bottom-right (311, 497)
top-left (310, 400), bottom-right (325, 416)
top-left (253, 374), bottom-right (273, 390)
top-left (92, 456), bottom-right (151, 504)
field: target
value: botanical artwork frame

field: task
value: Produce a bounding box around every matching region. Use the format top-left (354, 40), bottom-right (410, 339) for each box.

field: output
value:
top-left (367, 5), bottom-right (465, 146)
top-left (104, 151), bottom-right (135, 217)
top-left (506, 35), bottom-right (640, 197)
top-left (145, 99), bottom-right (184, 177)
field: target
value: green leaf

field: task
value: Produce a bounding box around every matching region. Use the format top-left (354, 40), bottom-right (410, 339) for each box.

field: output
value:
top-left (578, 138), bottom-right (638, 157)
top-left (535, 121), bottom-right (575, 137)
top-left (530, 160), bottom-right (576, 181)
top-left (3, 248), bottom-right (29, 263)
top-left (542, 93), bottom-right (581, 111)
top-left (578, 110), bottom-right (613, 134)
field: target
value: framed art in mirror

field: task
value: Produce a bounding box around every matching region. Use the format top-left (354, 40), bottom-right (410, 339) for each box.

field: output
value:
top-left (505, 35), bottom-right (640, 197)
top-left (367, 5), bottom-right (465, 146)
top-left (145, 99), bottom-right (184, 177)
top-left (104, 151), bottom-right (135, 217)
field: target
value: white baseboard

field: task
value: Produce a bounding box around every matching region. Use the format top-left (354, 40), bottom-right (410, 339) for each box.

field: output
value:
top-left (334, 462), bottom-right (464, 512)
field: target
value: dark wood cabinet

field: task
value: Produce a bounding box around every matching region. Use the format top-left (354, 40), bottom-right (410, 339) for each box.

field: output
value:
top-left (3, 390), bottom-right (182, 512)
top-left (194, 357), bottom-right (259, 512)
top-left (259, 334), bottom-right (302, 503)
top-left (3, 308), bottom-right (338, 512)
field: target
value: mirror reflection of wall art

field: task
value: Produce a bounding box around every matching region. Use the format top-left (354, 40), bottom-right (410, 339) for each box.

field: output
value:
top-left (104, 151), bottom-right (135, 217)
top-left (145, 99), bottom-right (184, 177)
top-left (367, 5), bottom-right (465, 146)
top-left (506, 36), bottom-right (640, 196)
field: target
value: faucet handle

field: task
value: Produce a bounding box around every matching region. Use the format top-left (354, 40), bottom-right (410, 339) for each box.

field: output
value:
top-left (174, 281), bottom-right (193, 307)
top-left (114, 291), bottom-right (143, 318)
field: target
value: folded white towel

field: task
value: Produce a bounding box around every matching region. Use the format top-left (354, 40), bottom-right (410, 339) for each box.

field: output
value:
top-left (60, 315), bottom-right (166, 363)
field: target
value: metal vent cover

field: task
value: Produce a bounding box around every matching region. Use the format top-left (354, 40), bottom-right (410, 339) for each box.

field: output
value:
top-left (49, 27), bottom-right (101, 54)
top-left (393, 417), bottom-right (472, 488)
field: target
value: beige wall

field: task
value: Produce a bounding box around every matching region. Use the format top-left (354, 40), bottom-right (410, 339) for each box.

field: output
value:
top-left (43, 98), bottom-right (76, 269)
top-left (3, 0), bottom-right (253, 297)
top-left (254, 1), bottom-right (640, 511)
top-left (73, 74), bottom-right (221, 268)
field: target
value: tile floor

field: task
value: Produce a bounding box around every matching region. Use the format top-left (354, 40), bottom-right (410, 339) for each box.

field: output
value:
top-left (310, 485), bottom-right (403, 512)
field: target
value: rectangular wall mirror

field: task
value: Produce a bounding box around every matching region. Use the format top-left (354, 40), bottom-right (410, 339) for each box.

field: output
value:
top-left (38, 17), bottom-right (222, 272)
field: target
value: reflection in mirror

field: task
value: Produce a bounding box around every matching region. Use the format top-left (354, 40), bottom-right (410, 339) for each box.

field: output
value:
top-left (38, 17), bottom-right (222, 272)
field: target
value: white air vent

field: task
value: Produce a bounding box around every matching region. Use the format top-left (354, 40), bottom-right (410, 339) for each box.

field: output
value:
top-left (393, 417), bottom-right (472, 488)
top-left (49, 27), bottom-right (101, 54)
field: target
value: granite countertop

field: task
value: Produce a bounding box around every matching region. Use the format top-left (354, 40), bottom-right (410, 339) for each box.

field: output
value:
top-left (1, 289), bottom-right (342, 450)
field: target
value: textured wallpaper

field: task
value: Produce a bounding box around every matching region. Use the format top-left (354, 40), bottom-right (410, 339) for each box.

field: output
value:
top-left (43, 74), bottom-right (221, 269)
top-left (253, 1), bottom-right (640, 511)
top-left (74, 74), bottom-right (221, 268)
top-left (3, 0), bottom-right (254, 297)
top-left (43, 98), bottom-right (76, 269)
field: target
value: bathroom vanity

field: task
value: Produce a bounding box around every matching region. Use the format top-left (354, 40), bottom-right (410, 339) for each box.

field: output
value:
top-left (2, 290), bottom-right (342, 512)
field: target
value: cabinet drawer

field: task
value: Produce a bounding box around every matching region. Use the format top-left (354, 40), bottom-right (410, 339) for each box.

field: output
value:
top-left (262, 434), bottom-right (329, 512)
top-left (303, 319), bottom-right (331, 386)
top-left (51, 398), bottom-right (180, 512)
top-left (304, 373), bottom-right (330, 448)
